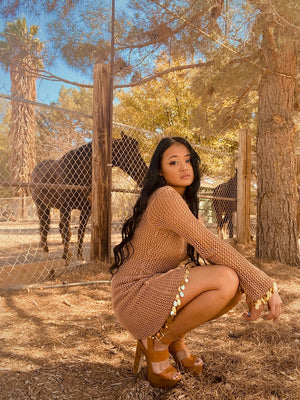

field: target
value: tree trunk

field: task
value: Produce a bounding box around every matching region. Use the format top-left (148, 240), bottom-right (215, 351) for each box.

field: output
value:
top-left (256, 26), bottom-right (299, 264)
top-left (9, 61), bottom-right (36, 196)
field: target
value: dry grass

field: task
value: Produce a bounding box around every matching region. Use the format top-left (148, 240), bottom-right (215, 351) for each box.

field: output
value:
top-left (0, 249), bottom-right (299, 400)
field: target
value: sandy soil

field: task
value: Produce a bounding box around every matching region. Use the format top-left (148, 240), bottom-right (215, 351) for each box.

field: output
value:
top-left (0, 248), bottom-right (299, 400)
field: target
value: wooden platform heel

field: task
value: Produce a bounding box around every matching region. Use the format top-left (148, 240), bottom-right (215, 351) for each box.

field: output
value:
top-left (169, 337), bottom-right (203, 375)
top-left (133, 338), bottom-right (181, 388)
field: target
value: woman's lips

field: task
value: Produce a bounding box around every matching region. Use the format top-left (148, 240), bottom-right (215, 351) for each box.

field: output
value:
top-left (181, 174), bottom-right (191, 179)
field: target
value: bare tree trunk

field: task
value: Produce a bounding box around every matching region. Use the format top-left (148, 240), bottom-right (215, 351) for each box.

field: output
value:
top-left (256, 26), bottom-right (299, 264)
top-left (9, 62), bottom-right (36, 196)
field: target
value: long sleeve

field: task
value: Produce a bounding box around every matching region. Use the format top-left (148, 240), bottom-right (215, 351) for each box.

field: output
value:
top-left (147, 186), bottom-right (273, 303)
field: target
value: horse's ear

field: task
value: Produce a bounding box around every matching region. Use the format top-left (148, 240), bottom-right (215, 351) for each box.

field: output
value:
top-left (121, 131), bottom-right (128, 140)
top-left (120, 131), bottom-right (139, 148)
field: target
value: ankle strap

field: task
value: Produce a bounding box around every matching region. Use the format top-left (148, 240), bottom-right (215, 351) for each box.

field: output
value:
top-left (149, 332), bottom-right (173, 345)
top-left (146, 338), bottom-right (170, 361)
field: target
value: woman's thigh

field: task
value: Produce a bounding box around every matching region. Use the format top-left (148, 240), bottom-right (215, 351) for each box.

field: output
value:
top-left (177, 265), bottom-right (240, 311)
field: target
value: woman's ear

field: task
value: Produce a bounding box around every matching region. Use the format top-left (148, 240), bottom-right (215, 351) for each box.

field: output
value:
top-left (159, 175), bottom-right (166, 185)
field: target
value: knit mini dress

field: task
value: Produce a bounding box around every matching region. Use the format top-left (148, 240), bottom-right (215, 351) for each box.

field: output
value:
top-left (111, 186), bottom-right (273, 339)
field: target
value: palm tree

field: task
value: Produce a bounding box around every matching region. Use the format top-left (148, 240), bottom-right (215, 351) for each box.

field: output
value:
top-left (0, 17), bottom-right (44, 197)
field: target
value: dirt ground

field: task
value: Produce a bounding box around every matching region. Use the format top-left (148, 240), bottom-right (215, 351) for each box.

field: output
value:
top-left (0, 246), bottom-right (299, 400)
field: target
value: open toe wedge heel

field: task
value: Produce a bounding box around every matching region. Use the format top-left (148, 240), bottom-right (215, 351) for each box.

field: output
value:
top-left (133, 337), bottom-right (181, 388)
top-left (169, 337), bottom-right (203, 375)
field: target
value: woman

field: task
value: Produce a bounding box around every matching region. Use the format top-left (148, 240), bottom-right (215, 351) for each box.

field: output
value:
top-left (110, 137), bottom-right (282, 388)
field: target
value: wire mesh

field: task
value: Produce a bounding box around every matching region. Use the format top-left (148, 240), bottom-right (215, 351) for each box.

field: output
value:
top-left (0, 91), bottom-right (241, 289)
top-left (211, 170), bottom-right (237, 239)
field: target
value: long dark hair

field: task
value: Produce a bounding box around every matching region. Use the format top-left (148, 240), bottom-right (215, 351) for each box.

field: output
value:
top-left (109, 137), bottom-right (201, 276)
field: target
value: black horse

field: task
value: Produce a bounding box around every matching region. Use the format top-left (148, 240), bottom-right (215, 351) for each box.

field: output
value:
top-left (212, 170), bottom-right (237, 238)
top-left (31, 132), bottom-right (148, 261)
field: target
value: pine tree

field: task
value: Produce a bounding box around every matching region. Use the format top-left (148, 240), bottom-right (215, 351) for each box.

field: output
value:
top-left (0, 18), bottom-right (44, 196)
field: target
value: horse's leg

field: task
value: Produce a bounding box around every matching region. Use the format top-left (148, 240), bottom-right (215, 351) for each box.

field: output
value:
top-left (213, 201), bottom-right (224, 238)
top-left (221, 211), bottom-right (230, 238)
top-left (59, 219), bottom-right (71, 244)
top-left (218, 207), bottom-right (225, 239)
top-left (228, 213), bottom-right (234, 238)
top-left (36, 203), bottom-right (50, 252)
top-left (77, 202), bottom-right (92, 260)
top-left (59, 207), bottom-right (72, 261)
top-left (219, 215), bottom-right (225, 239)
top-left (59, 219), bottom-right (63, 243)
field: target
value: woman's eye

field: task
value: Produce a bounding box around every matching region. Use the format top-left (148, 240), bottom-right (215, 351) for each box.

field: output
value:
top-left (170, 161), bottom-right (177, 165)
top-left (186, 159), bottom-right (191, 163)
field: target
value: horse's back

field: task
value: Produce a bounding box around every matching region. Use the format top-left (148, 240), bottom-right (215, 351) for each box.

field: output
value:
top-left (59, 143), bottom-right (92, 187)
top-left (213, 174), bottom-right (237, 214)
top-left (32, 159), bottom-right (59, 183)
top-left (31, 144), bottom-right (92, 210)
top-left (31, 159), bottom-right (64, 208)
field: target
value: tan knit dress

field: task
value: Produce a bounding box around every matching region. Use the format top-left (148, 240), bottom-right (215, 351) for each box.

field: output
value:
top-left (111, 186), bottom-right (273, 339)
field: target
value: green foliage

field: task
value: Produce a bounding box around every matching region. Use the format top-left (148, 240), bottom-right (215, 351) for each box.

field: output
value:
top-left (1, 0), bottom-right (299, 179)
top-left (114, 51), bottom-right (241, 177)
top-left (35, 86), bottom-right (93, 161)
top-left (47, 0), bottom-right (128, 76)
top-left (114, 54), bottom-right (201, 160)
top-left (0, 0), bottom-right (80, 19)
top-left (0, 17), bottom-right (44, 69)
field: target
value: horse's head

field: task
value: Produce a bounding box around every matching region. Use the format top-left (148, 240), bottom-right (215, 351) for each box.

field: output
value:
top-left (112, 132), bottom-right (148, 187)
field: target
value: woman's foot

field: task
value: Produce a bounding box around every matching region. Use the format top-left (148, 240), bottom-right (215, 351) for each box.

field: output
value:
top-left (133, 337), bottom-right (181, 388)
top-left (169, 338), bottom-right (203, 375)
top-left (141, 338), bottom-right (181, 377)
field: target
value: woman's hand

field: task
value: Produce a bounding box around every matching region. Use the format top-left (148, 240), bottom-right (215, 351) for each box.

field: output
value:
top-left (242, 295), bottom-right (263, 321)
top-left (263, 291), bottom-right (282, 321)
top-left (242, 291), bottom-right (282, 322)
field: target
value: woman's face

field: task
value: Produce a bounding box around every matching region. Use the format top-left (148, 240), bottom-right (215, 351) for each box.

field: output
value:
top-left (160, 142), bottom-right (194, 196)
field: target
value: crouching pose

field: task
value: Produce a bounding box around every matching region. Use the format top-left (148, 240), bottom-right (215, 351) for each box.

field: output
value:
top-left (110, 137), bottom-right (282, 388)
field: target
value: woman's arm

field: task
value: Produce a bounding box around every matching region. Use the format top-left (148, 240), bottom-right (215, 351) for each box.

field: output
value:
top-left (148, 186), bottom-right (276, 305)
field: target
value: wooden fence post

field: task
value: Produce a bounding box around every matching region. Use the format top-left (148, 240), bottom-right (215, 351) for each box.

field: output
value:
top-left (91, 64), bottom-right (112, 263)
top-left (296, 154), bottom-right (300, 234)
top-left (237, 129), bottom-right (251, 244)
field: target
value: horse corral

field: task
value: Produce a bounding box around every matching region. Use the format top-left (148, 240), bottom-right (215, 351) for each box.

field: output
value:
top-left (0, 114), bottom-right (297, 290)
top-left (0, 122), bottom-right (269, 291)
top-left (0, 124), bottom-right (151, 289)
top-left (0, 3), bottom-right (299, 399)
top-left (31, 132), bottom-right (147, 263)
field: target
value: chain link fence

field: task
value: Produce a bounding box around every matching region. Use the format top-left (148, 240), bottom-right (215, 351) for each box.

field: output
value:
top-left (0, 91), bottom-right (241, 289)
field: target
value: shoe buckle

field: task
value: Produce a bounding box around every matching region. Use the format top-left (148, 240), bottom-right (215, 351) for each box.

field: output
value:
top-left (153, 331), bottom-right (165, 342)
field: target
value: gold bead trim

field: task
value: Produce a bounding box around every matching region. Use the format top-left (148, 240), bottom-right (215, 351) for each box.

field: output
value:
top-left (254, 282), bottom-right (278, 310)
top-left (151, 264), bottom-right (191, 341)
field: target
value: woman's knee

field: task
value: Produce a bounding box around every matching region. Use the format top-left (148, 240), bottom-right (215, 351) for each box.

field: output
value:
top-left (218, 266), bottom-right (240, 299)
top-left (184, 265), bottom-right (240, 305)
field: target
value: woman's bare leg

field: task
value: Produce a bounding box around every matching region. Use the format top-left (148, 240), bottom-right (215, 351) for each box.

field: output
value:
top-left (142, 265), bottom-right (241, 374)
top-left (163, 265), bottom-right (241, 340)
top-left (210, 287), bottom-right (242, 320)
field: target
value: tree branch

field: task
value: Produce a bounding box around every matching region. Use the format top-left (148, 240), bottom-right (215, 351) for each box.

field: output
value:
top-left (221, 77), bottom-right (260, 131)
top-left (5, 63), bottom-right (93, 88)
top-left (117, 8), bottom-right (209, 50)
top-left (114, 61), bottom-right (213, 89)
top-left (114, 56), bottom-right (252, 89)
top-left (266, 0), bottom-right (300, 33)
